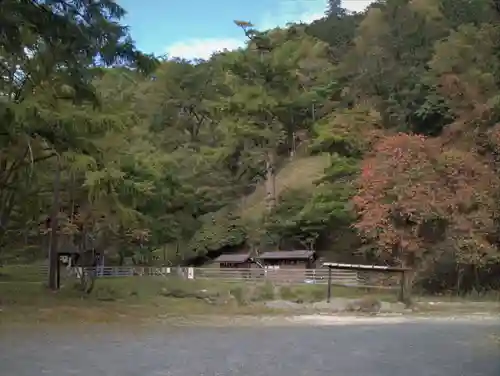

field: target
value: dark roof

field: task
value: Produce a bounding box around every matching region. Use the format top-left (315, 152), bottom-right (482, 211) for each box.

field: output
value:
top-left (258, 250), bottom-right (316, 260)
top-left (213, 253), bottom-right (252, 263)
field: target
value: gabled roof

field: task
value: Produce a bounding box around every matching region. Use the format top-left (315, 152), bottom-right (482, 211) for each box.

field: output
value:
top-left (213, 253), bottom-right (252, 263)
top-left (258, 250), bottom-right (316, 260)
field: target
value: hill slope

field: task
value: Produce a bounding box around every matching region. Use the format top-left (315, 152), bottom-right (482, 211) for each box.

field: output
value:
top-left (187, 154), bottom-right (331, 255)
top-left (238, 154), bottom-right (331, 222)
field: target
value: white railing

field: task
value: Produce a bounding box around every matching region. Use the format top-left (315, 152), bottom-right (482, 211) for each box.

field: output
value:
top-left (92, 266), bottom-right (361, 285)
top-left (3, 265), bottom-right (399, 289)
top-left (192, 267), bottom-right (360, 285)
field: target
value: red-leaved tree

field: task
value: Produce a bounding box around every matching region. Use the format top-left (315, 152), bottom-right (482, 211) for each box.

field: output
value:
top-left (353, 132), bottom-right (499, 273)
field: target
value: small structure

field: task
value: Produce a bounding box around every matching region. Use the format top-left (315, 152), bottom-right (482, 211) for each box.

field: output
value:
top-left (213, 253), bottom-right (254, 269)
top-left (322, 262), bottom-right (411, 305)
top-left (258, 250), bottom-right (317, 269)
top-left (57, 248), bottom-right (103, 293)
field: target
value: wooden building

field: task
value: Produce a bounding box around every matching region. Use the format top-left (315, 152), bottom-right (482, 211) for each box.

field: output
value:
top-left (213, 253), bottom-right (254, 268)
top-left (257, 250), bottom-right (317, 269)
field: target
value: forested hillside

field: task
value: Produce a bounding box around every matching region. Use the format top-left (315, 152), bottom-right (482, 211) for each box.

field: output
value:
top-left (1, 0), bottom-right (500, 293)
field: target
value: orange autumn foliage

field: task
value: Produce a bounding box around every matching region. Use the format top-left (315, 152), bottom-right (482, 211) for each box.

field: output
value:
top-left (353, 132), bottom-right (499, 266)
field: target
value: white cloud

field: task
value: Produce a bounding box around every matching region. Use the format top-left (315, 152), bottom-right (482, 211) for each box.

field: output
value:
top-left (166, 38), bottom-right (244, 60)
top-left (343, 0), bottom-right (375, 13)
top-left (256, 0), bottom-right (375, 30)
top-left (165, 0), bottom-right (375, 60)
top-left (257, 0), bottom-right (375, 29)
top-left (257, 0), bottom-right (328, 30)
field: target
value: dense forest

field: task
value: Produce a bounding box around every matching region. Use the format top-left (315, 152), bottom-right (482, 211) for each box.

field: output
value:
top-left (1, 0), bottom-right (500, 293)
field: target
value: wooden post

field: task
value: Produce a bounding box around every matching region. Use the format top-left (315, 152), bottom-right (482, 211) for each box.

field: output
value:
top-left (322, 262), bottom-right (411, 305)
top-left (326, 266), bottom-right (332, 303)
top-left (56, 260), bottom-right (60, 289)
top-left (48, 158), bottom-right (61, 291)
top-left (399, 270), bottom-right (412, 306)
top-left (399, 271), bottom-right (405, 302)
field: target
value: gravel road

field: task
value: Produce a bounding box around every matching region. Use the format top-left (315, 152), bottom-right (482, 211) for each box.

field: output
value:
top-left (1, 318), bottom-right (498, 376)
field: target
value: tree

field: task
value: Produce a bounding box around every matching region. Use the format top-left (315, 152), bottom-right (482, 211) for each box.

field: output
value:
top-left (354, 133), bottom-right (500, 275)
top-left (265, 154), bottom-right (359, 252)
top-left (1, 0), bottom-right (500, 297)
top-left (425, 23), bottom-right (500, 126)
top-left (0, 0), bottom-right (157, 287)
top-left (326, 0), bottom-right (346, 17)
top-left (341, 1), bottom-right (450, 133)
top-left (218, 21), bottom-right (333, 211)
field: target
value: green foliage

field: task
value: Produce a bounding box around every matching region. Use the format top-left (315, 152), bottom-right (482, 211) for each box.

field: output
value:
top-left (1, 0), bottom-right (500, 295)
top-left (188, 209), bottom-right (246, 255)
top-left (0, 1), bottom-right (159, 262)
top-left (311, 107), bottom-right (382, 156)
top-left (264, 155), bottom-right (358, 250)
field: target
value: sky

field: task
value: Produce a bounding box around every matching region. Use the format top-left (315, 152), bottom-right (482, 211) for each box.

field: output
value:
top-left (118, 0), bottom-right (375, 60)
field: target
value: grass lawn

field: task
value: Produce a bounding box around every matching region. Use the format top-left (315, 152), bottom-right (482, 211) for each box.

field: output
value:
top-left (0, 270), bottom-right (401, 325)
top-left (1, 265), bottom-right (498, 325)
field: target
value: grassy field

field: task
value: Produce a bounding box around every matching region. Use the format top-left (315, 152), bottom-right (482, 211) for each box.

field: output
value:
top-left (0, 266), bottom-right (400, 325)
top-left (1, 264), bottom-right (499, 325)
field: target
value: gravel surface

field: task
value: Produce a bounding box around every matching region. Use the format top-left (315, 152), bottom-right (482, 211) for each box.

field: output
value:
top-left (1, 318), bottom-right (498, 376)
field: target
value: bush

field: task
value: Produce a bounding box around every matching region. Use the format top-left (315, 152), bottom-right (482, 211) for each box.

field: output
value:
top-left (229, 285), bottom-right (248, 305)
top-left (279, 285), bottom-right (298, 301)
top-left (254, 282), bottom-right (275, 301)
top-left (291, 284), bottom-right (326, 302)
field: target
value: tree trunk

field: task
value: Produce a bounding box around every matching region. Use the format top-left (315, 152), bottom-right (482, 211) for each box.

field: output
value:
top-left (118, 251), bottom-right (124, 266)
top-left (48, 160), bottom-right (61, 290)
top-left (399, 253), bottom-right (416, 307)
top-left (456, 265), bottom-right (463, 295)
top-left (265, 150), bottom-right (276, 211)
top-left (399, 268), bottom-right (415, 307)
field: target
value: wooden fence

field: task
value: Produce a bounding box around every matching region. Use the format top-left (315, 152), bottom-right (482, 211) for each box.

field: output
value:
top-left (0, 265), bottom-right (406, 289)
top-left (104, 266), bottom-right (361, 286)
top-left (2, 265), bottom-right (400, 289)
top-left (192, 267), bottom-right (360, 285)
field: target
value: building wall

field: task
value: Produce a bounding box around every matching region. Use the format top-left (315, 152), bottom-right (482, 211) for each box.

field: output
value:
top-left (264, 266), bottom-right (309, 282)
top-left (218, 261), bottom-right (256, 278)
top-left (260, 259), bottom-right (315, 269)
top-left (219, 261), bottom-right (253, 268)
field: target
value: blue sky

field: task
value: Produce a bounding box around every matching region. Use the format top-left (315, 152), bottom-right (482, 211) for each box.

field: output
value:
top-left (118, 0), bottom-right (374, 60)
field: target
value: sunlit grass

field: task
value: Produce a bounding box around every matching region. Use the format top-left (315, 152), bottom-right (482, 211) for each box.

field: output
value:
top-left (1, 268), bottom-right (498, 325)
top-left (0, 275), bottom-right (394, 324)
top-left (239, 155), bottom-right (330, 221)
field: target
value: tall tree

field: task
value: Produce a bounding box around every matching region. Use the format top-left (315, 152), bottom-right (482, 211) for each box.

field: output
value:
top-left (354, 133), bottom-right (500, 282)
top-left (0, 0), bottom-right (157, 285)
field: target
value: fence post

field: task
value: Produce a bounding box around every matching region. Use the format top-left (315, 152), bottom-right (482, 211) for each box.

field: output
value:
top-left (326, 266), bottom-right (332, 303)
top-left (399, 270), bottom-right (412, 306)
top-left (56, 262), bottom-right (60, 289)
